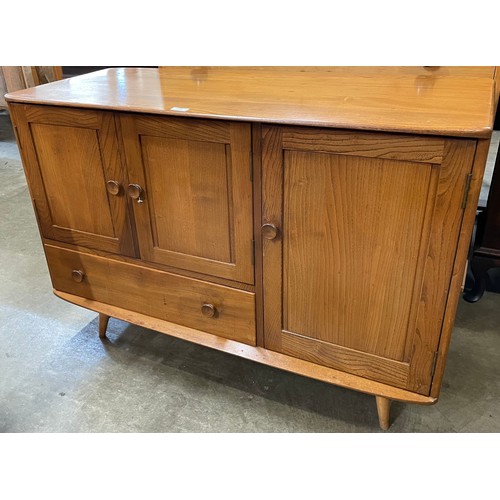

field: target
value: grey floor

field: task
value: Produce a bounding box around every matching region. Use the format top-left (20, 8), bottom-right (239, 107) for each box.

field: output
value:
top-left (1, 110), bottom-right (499, 433)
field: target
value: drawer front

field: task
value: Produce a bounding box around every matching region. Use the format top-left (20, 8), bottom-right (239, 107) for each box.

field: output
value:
top-left (45, 245), bottom-right (256, 346)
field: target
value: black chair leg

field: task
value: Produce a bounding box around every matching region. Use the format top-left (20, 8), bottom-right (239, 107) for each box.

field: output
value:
top-left (463, 256), bottom-right (494, 303)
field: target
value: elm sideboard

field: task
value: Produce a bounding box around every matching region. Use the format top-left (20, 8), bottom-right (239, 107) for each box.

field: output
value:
top-left (5, 66), bottom-right (497, 429)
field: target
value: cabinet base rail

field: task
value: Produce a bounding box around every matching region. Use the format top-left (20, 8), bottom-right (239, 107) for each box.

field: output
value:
top-left (55, 290), bottom-right (436, 429)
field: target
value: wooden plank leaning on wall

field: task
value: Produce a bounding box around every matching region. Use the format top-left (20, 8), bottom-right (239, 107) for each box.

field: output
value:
top-left (0, 67), bottom-right (63, 108)
top-left (0, 71), bottom-right (6, 108)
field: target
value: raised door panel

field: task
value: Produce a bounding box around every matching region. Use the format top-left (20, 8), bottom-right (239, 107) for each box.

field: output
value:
top-left (262, 125), bottom-right (476, 394)
top-left (119, 114), bottom-right (254, 284)
top-left (9, 104), bottom-right (135, 256)
top-left (142, 136), bottom-right (232, 262)
top-left (284, 150), bottom-right (432, 359)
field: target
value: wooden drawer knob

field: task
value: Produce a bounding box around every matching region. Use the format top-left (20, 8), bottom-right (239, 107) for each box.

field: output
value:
top-left (72, 269), bottom-right (85, 283)
top-left (262, 223), bottom-right (279, 240)
top-left (201, 303), bottom-right (217, 318)
top-left (127, 183), bottom-right (144, 203)
top-left (106, 180), bottom-right (122, 196)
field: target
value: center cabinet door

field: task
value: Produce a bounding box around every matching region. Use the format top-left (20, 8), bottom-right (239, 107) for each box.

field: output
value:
top-left (261, 125), bottom-right (477, 395)
top-left (119, 115), bottom-right (254, 284)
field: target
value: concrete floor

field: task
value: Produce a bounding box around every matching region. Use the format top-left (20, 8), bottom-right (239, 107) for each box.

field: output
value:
top-left (1, 109), bottom-right (499, 433)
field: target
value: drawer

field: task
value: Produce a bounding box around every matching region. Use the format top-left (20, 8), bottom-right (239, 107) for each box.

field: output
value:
top-left (45, 245), bottom-right (256, 346)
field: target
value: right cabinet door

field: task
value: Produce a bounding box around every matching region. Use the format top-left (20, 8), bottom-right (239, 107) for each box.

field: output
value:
top-left (261, 125), bottom-right (477, 395)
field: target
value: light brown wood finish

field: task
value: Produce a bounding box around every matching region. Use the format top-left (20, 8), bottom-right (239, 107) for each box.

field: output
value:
top-left (0, 72), bottom-right (6, 107)
top-left (2, 66), bottom-right (62, 89)
top-left (119, 114), bottom-right (254, 284)
top-left (407, 139), bottom-right (477, 393)
top-left (282, 332), bottom-right (409, 388)
top-left (9, 104), bottom-right (135, 257)
top-left (282, 128), bottom-right (445, 163)
top-left (430, 138), bottom-right (491, 398)
top-left (33, 123), bottom-right (116, 236)
top-left (262, 125), bottom-right (477, 394)
top-left (153, 67), bottom-right (494, 78)
top-left (54, 289), bottom-right (437, 406)
top-left (51, 66), bottom-right (64, 82)
top-left (494, 67), bottom-right (500, 109)
top-left (375, 396), bottom-right (391, 431)
top-left (42, 237), bottom-right (256, 292)
top-left (1, 66), bottom-right (62, 108)
top-left (2, 66), bottom-right (29, 94)
top-left (261, 126), bottom-right (284, 351)
top-left (283, 150), bottom-right (431, 360)
top-left (45, 244), bottom-right (256, 346)
top-left (252, 123), bottom-right (265, 347)
top-left (5, 67), bottom-right (495, 138)
top-left (6, 67), bottom-right (496, 429)
top-left (98, 313), bottom-right (110, 338)
top-left (143, 137), bottom-right (231, 262)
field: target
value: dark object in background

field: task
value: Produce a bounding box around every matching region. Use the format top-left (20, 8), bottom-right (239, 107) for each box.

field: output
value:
top-left (464, 140), bottom-right (500, 301)
top-left (62, 67), bottom-right (156, 78)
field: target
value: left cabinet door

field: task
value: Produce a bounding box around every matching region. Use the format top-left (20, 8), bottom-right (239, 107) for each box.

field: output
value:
top-left (10, 104), bottom-right (136, 256)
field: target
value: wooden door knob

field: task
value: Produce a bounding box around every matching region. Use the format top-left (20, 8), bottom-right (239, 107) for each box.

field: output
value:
top-left (201, 303), bottom-right (217, 318)
top-left (127, 183), bottom-right (144, 203)
top-left (262, 223), bottom-right (279, 240)
top-left (72, 269), bottom-right (85, 283)
top-left (106, 180), bottom-right (122, 196)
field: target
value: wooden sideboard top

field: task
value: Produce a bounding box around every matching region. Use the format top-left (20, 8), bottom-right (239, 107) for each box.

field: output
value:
top-left (5, 66), bottom-right (497, 138)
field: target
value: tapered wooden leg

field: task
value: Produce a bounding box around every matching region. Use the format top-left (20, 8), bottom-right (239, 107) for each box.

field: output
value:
top-left (98, 313), bottom-right (110, 338)
top-left (375, 396), bottom-right (391, 430)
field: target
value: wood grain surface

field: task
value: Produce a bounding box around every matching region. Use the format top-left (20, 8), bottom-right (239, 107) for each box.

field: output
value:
top-left (31, 123), bottom-right (115, 237)
top-left (45, 244), bottom-right (256, 345)
top-left (119, 114), bottom-right (254, 284)
top-left (406, 139), bottom-right (477, 393)
top-left (53, 289), bottom-right (437, 405)
top-left (430, 139), bottom-right (491, 397)
top-left (9, 104), bottom-right (136, 257)
top-left (142, 136), bottom-right (232, 262)
top-left (375, 396), bottom-right (391, 430)
top-left (283, 150), bottom-right (432, 361)
top-left (261, 124), bottom-right (478, 394)
top-left (261, 126), bottom-right (284, 351)
top-left (7, 67), bottom-right (492, 417)
top-left (252, 123), bottom-right (265, 347)
top-left (282, 331), bottom-right (410, 389)
top-left (282, 128), bottom-right (445, 164)
top-left (5, 67), bottom-right (496, 138)
top-left (40, 237), bottom-right (256, 292)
